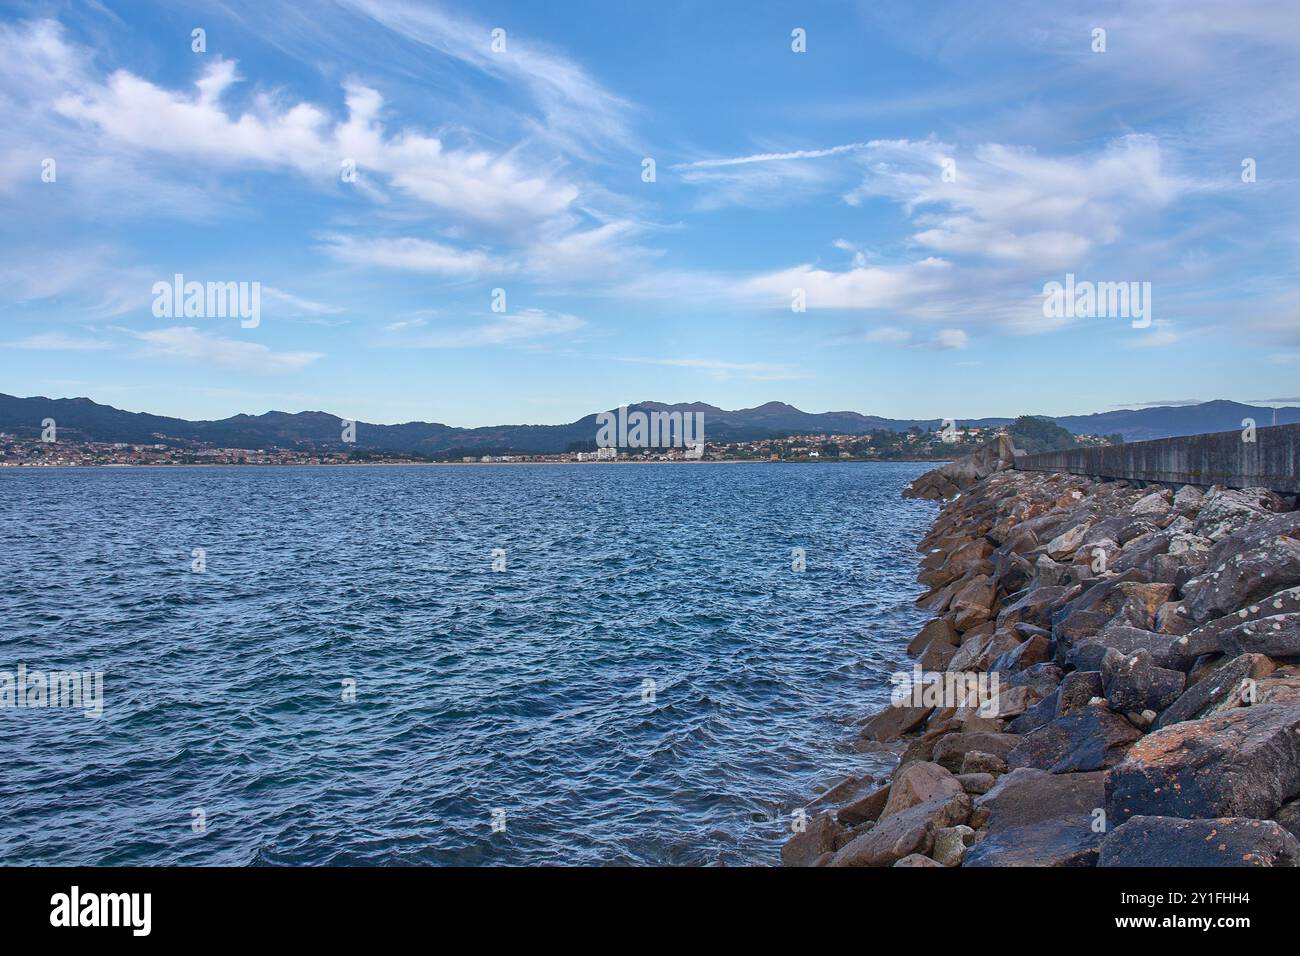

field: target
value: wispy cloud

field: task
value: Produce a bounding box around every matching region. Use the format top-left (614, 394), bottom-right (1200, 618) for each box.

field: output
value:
top-left (613, 355), bottom-right (809, 381)
top-left (395, 309), bottom-right (584, 348)
top-left (126, 327), bottom-right (323, 372)
top-left (3, 332), bottom-right (111, 350)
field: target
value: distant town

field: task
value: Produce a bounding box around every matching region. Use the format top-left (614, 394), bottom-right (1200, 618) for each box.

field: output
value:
top-left (0, 421), bottom-right (1122, 467)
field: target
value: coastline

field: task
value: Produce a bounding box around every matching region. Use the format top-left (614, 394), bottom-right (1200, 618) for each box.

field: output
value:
top-left (784, 454), bottom-right (1300, 867)
top-left (0, 457), bottom-right (957, 469)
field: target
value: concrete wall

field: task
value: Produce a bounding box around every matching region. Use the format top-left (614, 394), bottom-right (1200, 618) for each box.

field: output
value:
top-left (1014, 423), bottom-right (1300, 493)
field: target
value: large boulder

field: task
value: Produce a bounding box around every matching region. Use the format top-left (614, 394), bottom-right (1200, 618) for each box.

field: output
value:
top-left (932, 825), bottom-right (976, 866)
top-left (1217, 613), bottom-right (1300, 658)
top-left (932, 732), bottom-right (1021, 773)
top-left (951, 575), bottom-right (998, 632)
top-left (1194, 486), bottom-right (1288, 541)
top-left (879, 762), bottom-right (964, 820)
top-left (828, 792), bottom-right (971, 867)
top-left (835, 783), bottom-right (891, 827)
top-left (1065, 625), bottom-right (1183, 672)
top-left (1106, 704), bottom-right (1300, 824)
top-left (963, 767), bottom-right (1106, 867)
top-left (858, 704), bottom-right (933, 743)
top-left (781, 811), bottom-right (850, 866)
top-left (1153, 654), bottom-right (1275, 730)
top-left (1099, 815), bottom-right (1300, 867)
top-left (1008, 701), bottom-right (1142, 773)
top-left (907, 617), bottom-right (960, 656)
top-left (1101, 648), bottom-right (1186, 714)
top-left (1181, 514), bottom-right (1300, 624)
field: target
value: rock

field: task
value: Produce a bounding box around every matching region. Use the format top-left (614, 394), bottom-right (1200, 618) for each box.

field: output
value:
top-left (992, 634), bottom-right (1052, 674)
top-left (1127, 709), bottom-right (1157, 731)
top-left (1181, 513), bottom-right (1300, 623)
top-left (858, 704), bottom-right (934, 743)
top-left (1101, 648), bottom-right (1186, 714)
top-left (960, 750), bottom-right (1009, 775)
top-left (1194, 486), bottom-right (1287, 541)
top-left (835, 783), bottom-right (891, 826)
top-left (781, 811), bottom-right (850, 866)
top-left (1273, 797), bottom-right (1300, 841)
top-left (1217, 612), bottom-right (1300, 658)
top-left (918, 640), bottom-right (958, 671)
top-left (1008, 701), bottom-right (1143, 773)
top-left (1099, 815), bottom-right (1300, 867)
top-left (880, 762), bottom-right (964, 820)
top-left (1008, 690), bottom-right (1059, 734)
top-left (1112, 530), bottom-right (1171, 572)
top-left (1107, 704), bottom-right (1300, 824)
top-left (929, 538), bottom-right (995, 589)
top-left (828, 792), bottom-right (971, 867)
top-left (907, 617), bottom-right (960, 656)
top-left (1176, 586), bottom-right (1300, 661)
top-left (1066, 625), bottom-right (1182, 672)
top-left (948, 633), bottom-right (992, 672)
top-left (1050, 571), bottom-right (1150, 648)
top-left (893, 853), bottom-right (944, 867)
top-left (1112, 582), bottom-right (1175, 630)
top-left (1243, 667), bottom-right (1300, 708)
top-left (1131, 490), bottom-right (1172, 518)
top-left (806, 772), bottom-right (878, 810)
top-left (1034, 554), bottom-right (1070, 587)
top-left (1154, 601), bottom-right (1194, 636)
top-left (1173, 484), bottom-right (1204, 516)
top-left (951, 575), bottom-right (998, 631)
top-left (1001, 584), bottom-right (1079, 631)
top-left (975, 631), bottom-right (1022, 671)
top-left (932, 825), bottom-right (975, 866)
top-left (1153, 654), bottom-right (1276, 730)
top-left (932, 732), bottom-right (1021, 773)
top-left (1047, 523), bottom-right (1090, 560)
top-left (963, 767), bottom-right (1107, 867)
top-left (1058, 671), bottom-right (1104, 715)
top-left (994, 550), bottom-right (1036, 593)
top-left (980, 684), bottom-right (1044, 719)
top-left (956, 772), bottom-right (996, 795)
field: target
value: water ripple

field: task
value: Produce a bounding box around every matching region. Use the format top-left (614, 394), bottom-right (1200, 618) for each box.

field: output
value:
top-left (0, 461), bottom-right (937, 865)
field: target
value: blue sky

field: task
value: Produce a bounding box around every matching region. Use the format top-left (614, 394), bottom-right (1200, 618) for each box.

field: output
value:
top-left (1, 0), bottom-right (1297, 425)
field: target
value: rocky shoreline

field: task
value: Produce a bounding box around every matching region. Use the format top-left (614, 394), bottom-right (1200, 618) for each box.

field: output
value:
top-left (783, 452), bottom-right (1300, 867)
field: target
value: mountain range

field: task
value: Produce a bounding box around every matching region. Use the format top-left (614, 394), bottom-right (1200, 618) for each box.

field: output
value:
top-left (1, 393), bottom-right (1296, 458)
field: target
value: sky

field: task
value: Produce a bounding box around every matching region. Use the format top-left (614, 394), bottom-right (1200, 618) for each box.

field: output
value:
top-left (0, 0), bottom-right (1297, 426)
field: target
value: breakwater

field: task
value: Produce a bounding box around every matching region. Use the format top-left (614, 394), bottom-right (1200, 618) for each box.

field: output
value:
top-left (1015, 423), bottom-right (1300, 494)
top-left (784, 456), bottom-right (1300, 867)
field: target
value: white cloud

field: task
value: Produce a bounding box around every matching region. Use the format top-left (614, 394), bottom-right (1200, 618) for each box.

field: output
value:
top-left (4, 332), bottom-right (111, 350)
top-left (862, 326), bottom-right (912, 344)
top-left (338, 0), bottom-right (633, 157)
top-left (923, 329), bottom-right (970, 351)
top-left (322, 234), bottom-right (502, 277)
top-left (1124, 320), bottom-right (1182, 349)
top-left (128, 327), bottom-right (323, 372)
top-left (398, 309), bottom-right (584, 348)
top-left (51, 57), bottom-right (577, 227)
top-left (614, 356), bottom-right (808, 381)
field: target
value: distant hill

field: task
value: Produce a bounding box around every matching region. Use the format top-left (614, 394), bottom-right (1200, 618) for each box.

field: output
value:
top-left (1, 393), bottom-right (1295, 456)
top-left (1050, 400), bottom-right (1300, 442)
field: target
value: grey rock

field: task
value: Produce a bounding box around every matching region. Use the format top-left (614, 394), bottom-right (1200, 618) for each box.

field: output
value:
top-left (1099, 815), bottom-right (1300, 867)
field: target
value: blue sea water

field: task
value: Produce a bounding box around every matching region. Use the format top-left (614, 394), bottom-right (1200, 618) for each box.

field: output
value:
top-left (0, 462), bottom-right (937, 866)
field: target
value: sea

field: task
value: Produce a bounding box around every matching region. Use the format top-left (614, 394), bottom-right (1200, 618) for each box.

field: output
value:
top-left (0, 461), bottom-right (937, 865)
